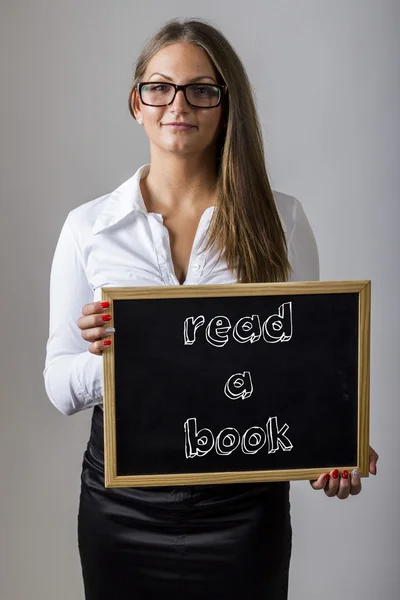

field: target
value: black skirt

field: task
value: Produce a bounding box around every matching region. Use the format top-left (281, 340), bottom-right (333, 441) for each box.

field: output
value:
top-left (78, 406), bottom-right (292, 600)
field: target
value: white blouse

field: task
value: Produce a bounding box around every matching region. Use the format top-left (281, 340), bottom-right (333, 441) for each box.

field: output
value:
top-left (43, 164), bottom-right (320, 416)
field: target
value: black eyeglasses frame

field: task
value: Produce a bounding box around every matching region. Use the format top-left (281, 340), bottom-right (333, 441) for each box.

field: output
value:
top-left (137, 82), bottom-right (227, 108)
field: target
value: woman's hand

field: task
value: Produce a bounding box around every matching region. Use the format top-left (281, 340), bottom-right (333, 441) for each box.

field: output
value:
top-left (310, 445), bottom-right (379, 499)
top-left (77, 301), bottom-right (115, 355)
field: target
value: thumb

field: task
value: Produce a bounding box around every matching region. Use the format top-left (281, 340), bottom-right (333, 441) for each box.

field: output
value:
top-left (310, 473), bottom-right (329, 490)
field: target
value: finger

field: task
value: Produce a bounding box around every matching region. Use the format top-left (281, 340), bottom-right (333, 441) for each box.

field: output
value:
top-left (82, 301), bottom-right (110, 316)
top-left (350, 469), bottom-right (362, 495)
top-left (88, 338), bottom-right (113, 356)
top-left (310, 473), bottom-right (330, 490)
top-left (77, 311), bottom-right (113, 332)
top-left (369, 446), bottom-right (379, 475)
top-left (81, 325), bottom-right (115, 343)
top-left (324, 469), bottom-right (340, 497)
top-left (336, 469), bottom-right (351, 500)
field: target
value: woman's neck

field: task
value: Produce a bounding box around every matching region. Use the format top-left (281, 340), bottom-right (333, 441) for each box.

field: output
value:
top-left (141, 151), bottom-right (218, 214)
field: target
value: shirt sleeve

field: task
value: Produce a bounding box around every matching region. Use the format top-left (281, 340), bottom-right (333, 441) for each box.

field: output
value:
top-left (43, 215), bottom-right (103, 416)
top-left (287, 198), bottom-right (320, 282)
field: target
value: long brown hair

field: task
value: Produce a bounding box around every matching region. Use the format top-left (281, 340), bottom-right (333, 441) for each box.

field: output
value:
top-left (128, 18), bottom-right (291, 283)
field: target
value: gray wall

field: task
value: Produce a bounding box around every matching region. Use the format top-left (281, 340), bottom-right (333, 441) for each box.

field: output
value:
top-left (1, 1), bottom-right (399, 598)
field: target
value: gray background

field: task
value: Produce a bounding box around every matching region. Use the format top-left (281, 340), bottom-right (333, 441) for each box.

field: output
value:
top-left (1, 1), bottom-right (399, 598)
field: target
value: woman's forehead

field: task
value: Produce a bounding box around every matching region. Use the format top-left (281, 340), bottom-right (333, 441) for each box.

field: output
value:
top-left (144, 43), bottom-right (217, 80)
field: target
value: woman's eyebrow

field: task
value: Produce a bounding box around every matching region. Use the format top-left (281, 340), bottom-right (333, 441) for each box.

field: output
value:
top-left (148, 72), bottom-right (217, 83)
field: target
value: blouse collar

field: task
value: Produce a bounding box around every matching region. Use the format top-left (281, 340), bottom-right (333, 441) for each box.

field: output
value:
top-left (92, 164), bottom-right (150, 235)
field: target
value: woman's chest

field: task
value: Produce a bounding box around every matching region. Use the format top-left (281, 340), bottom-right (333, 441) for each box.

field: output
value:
top-left (162, 212), bottom-right (207, 285)
top-left (85, 212), bottom-right (235, 301)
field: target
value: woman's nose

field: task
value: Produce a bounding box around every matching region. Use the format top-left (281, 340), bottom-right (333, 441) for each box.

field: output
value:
top-left (170, 89), bottom-right (190, 111)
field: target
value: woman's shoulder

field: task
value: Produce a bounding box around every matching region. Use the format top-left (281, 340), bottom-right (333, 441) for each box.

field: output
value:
top-left (272, 190), bottom-right (319, 281)
top-left (66, 166), bottom-right (147, 241)
top-left (67, 192), bottom-right (112, 228)
top-left (271, 189), bottom-right (303, 237)
top-left (64, 192), bottom-right (112, 247)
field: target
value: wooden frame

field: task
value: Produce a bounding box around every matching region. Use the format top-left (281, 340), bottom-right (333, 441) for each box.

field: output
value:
top-left (102, 280), bottom-right (370, 488)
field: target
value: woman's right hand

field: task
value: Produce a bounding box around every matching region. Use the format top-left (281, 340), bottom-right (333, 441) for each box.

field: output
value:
top-left (77, 301), bottom-right (115, 355)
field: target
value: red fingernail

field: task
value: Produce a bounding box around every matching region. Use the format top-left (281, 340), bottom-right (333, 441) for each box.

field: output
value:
top-left (102, 314), bottom-right (112, 321)
top-left (323, 474), bottom-right (330, 481)
top-left (342, 470), bottom-right (349, 479)
top-left (100, 301), bottom-right (110, 308)
top-left (332, 469), bottom-right (339, 479)
top-left (103, 340), bottom-right (112, 346)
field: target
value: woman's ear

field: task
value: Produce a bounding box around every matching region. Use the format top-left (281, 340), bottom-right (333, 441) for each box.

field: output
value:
top-left (131, 88), bottom-right (142, 122)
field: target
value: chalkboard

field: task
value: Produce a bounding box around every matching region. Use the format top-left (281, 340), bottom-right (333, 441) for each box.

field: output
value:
top-left (102, 281), bottom-right (370, 488)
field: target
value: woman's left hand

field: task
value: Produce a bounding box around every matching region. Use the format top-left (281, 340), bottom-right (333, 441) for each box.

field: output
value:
top-left (310, 445), bottom-right (379, 499)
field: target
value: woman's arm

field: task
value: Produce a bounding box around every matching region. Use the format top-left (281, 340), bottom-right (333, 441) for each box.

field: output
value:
top-left (287, 199), bottom-right (380, 496)
top-left (43, 215), bottom-right (103, 416)
top-left (287, 198), bottom-right (320, 282)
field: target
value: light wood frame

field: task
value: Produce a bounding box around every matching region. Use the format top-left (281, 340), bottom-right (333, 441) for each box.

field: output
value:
top-left (102, 280), bottom-right (371, 488)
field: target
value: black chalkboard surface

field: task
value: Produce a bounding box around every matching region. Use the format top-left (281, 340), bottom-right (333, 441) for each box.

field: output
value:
top-left (102, 281), bottom-right (370, 488)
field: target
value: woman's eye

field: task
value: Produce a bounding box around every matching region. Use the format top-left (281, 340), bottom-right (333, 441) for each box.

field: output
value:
top-left (150, 85), bottom-right (169, 92)
top-left (195, 87), bottom-right (210, 95)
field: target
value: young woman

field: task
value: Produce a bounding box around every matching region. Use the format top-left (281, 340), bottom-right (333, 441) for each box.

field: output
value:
top-left (44, 18), bottom-right (378, 600)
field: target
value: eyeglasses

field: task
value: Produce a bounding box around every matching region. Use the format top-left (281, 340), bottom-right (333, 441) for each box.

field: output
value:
top-left (137, 82), bottom-right (227, 108)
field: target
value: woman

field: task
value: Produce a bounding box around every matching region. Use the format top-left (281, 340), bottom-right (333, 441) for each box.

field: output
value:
top-left (44, 18), bottom-right (378, 600)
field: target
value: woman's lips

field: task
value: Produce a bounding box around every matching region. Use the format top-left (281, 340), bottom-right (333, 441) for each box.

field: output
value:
top-left (163, 123), bottom-right (196, 130)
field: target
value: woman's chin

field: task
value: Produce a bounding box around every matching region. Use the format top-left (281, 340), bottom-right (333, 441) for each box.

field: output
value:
top-left (160, 141), bottom-right (201, 156)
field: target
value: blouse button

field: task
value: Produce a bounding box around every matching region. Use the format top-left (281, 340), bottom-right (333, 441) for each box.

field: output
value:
top-left (192, 263), bottom-right (200, 272)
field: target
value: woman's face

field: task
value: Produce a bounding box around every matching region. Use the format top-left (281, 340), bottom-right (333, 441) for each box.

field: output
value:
top-left (133, 42), bottom-right (224, 159)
